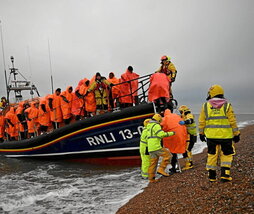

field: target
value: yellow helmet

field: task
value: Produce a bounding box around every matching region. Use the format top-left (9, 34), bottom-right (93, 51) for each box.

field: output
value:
top-left (152, 114), bottom-right (162, 123)
top-left (208, 85), bottom-right (224, 98)
top-left (143, 119), bottom-right (150, 127)
top-left (178, 105), bottom-right (190, 114)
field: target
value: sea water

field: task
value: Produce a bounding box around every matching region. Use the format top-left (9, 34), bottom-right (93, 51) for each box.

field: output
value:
top-left (0, 114), bottom-right (253, 214)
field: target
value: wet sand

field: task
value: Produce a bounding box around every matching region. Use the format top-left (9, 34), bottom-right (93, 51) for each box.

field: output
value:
top-left (117, 125), bottom-right (254, 214)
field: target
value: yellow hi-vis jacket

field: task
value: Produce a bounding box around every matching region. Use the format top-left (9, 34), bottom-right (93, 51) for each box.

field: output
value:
top-left (181, 112), bottom-right (197, 136)
top-left (156, 62), bottom-right (177, 81)
top-left (139, 127), bottom-right (148, 155)
top-left (147, 120), bottom-right (172, 152)
top-left (199, 102), bottom-right (240, 139)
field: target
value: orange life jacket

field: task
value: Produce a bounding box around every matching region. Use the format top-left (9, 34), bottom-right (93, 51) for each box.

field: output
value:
top-left (161, 109), bottom-right (187, 153)
top-left (148, 72), bottom-right (171, 102)
top-left (79, 79), bottom-right (96, 113)
top-left (60, 86), bottom-right (73, 119)
top-left (5, 107), bottom-right (19, 137)
top-left (38, 97), bottom-right (51, 126)
top-left (107, 75), bottom-right (120, 98)
top-left (119, 70), bottom-right (139, 103)
top-left (48, 92), bottom-right (63, 123)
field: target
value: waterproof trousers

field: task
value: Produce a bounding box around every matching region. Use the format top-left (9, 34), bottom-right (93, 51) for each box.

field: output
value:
top-left (148, 148), bottom-right (170, 181)
top-left (206, 139), bottom-right (235, 170)
top-left (183, 135), bottom-right (197, 162)
top-left (140, 143), bottom-right (150, 178)
top-left (141, 154), bottom-right (150, 178)
top-left (183, 135), bottom-right (197, 169)
top-left (206, 139), bottom-right (235, 181)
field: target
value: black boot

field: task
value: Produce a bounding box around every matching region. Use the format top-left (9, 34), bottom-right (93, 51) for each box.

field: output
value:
top-left (169, 153), bottom-right (177, 174)
top-left (208, 169), bottom-right (216, 182)
top-left (221, 167), bottom-right (232, 182)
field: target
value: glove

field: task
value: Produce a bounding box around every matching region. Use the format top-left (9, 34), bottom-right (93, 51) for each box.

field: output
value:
top-left (233, 134), bottom-right (240, 143)
top-left (179, 121), bottom-right (185, 125)
top-left (199, 134), bottom-right (206, 142)
top-left (167, 131), bottom-right (175, 137)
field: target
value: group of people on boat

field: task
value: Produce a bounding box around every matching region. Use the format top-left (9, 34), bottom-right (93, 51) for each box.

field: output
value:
top-left (140, 84), bottom-right (241, 183)
top-left (0, 56), bottom-right (177, 142)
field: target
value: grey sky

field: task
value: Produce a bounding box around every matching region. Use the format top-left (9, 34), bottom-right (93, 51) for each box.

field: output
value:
top-left (0, 0), bottom-right (253, 113)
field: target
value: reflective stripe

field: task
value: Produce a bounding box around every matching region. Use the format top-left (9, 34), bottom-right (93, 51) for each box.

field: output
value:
top-left (199, 128), bottom-right (204, 133)
top-left (206, 165), bottom-right (217, 170)
top-left (206, 116), bottom-right (228, 120)
top-left (204, 103), bottom-right (208, 118)
top-left (148, 136), bottom-right (161, 139)
top-left (155, 129), bottom-right (163, 135)
top-left (233, 128), bottom-right (239, 132)
top-left (140, 141), bottom-right (147, 144)
top-left (187, 126), bottom-right (196, 130)
top-left (224, 102), bottom-right (229, 114)
top-left (221, 161), bottom-right (232, 166)
top-left (205, 125), bottom-right (231, 128)
top-left (141, 171), bottom-right (149, 175)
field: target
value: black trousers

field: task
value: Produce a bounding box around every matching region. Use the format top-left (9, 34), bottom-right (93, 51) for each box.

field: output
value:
top-left (207, 139), bottom-right (234, 155)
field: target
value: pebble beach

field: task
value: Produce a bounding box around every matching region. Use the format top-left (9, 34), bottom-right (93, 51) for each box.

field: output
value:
top-left (117, 125), bottom-right (254, 214)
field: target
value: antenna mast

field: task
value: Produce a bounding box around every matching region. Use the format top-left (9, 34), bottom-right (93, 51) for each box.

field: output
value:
top-left (7, 56), bottom-right (40, 103)
top-left (0, 20), bottom-right (9, 102)
top-left (48, 39), bottom-right (54, 94)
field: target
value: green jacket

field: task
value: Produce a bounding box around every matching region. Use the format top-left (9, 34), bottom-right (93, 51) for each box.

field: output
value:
top-left (139, 127), bottom-right (148, 155)
top-left (147, 120), bottom-right (172, 152)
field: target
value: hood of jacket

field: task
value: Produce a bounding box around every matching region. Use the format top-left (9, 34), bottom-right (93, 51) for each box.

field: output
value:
top-left (208, 98), bottom-right (227, 109)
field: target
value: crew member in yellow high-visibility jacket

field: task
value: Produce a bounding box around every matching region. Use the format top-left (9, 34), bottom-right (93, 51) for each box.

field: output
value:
top-left (139, 119), bottom-right (151, 179)
top-left (199, 85), bottom-right (240, 182)
top-left (147, 113), bottom-right (175, 183)
top-left (178, 105), bottom-right (197, 170)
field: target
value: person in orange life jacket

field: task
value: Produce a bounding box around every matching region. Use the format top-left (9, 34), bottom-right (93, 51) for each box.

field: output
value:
top-left (25, 102), bottom-right (39, 138)
top-left (38, 97), bottom-right (51, 134)
top-left (0, 110), bottom-right (5, 142)
top-left (5, 106), bottom-right (19, 141)
top-left (156, 56), bottom-right (177, 99)
top-left (86, 72), bottom-right (113, 115)
top-left (48, 88), bottom-right (63, 129)
top-left (60, 86), bottom-right (73, 125)
top-left (79, 79), bottom-right (96, 118)
top-left (119, 66), bottom-right (139, 108)
top-left (148, 71), bottom-right (171, 113)
top-left (161, 109), bottom-right (187, 174)
top-left (16, 102), bottom-right (29, 140)
top-left (199, 85), bottom-right (240, 182)
top-left (72, 79), bottom-right (86, 121)
top-left (107, 72), bottom-right (120, 110)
